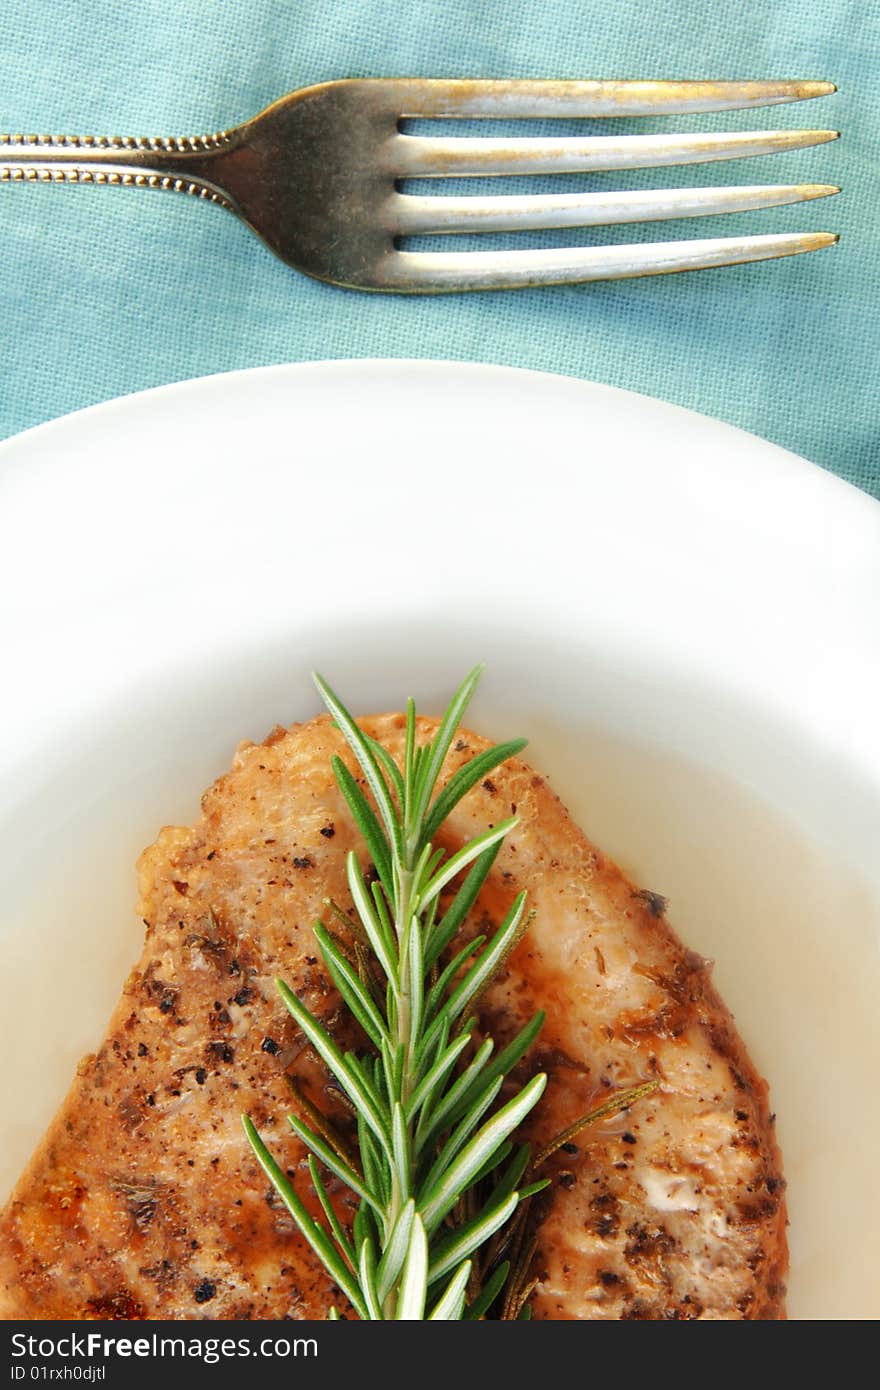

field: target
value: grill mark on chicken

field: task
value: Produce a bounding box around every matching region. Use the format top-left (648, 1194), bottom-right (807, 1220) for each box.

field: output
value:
top-left (0, 714), bottom-right (787, 1319)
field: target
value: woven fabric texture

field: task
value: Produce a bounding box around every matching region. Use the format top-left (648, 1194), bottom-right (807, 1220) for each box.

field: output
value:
top-left (0, 1), bottom-right (875, 494)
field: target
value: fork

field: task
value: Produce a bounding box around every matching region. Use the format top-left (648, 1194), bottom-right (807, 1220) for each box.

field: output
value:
top-left (0, 78), bottom-right (839, 293)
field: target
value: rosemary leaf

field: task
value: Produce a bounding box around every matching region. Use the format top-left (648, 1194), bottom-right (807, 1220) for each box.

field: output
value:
top-left (418, 1076), bottom-right (506, 1196)
top-left (420, 1074), bottom-right (548, 1233)
top-left (532, 1079), bottom-right (661, 1169)
top-left (419, 819), bottom-right (519, 911)
top-left (415, 1036), bottom-right (495, 1154)
top-left (242, 1116), bottom-right (367, 1320)
top-left (427, 1190), bottom-right (520, 1285)
top-left (428, 1260), bottom-right (473, 1320)
top-left (423, 739), bottom-right (528, 845)
top-left (276, 978), bottom-right (391, 1156)
top-left (405, 1032), bottom-right (473, 1124)
top-left (330, 755), bottom-right (394, 897)
top-left (424, 840), bottom-right (502, 970)
top-left (410, 664), bottom-right (484, 832)
top-left (358, 1236), bottom-right (383, 1321)
top-left (438, 1013), bottom-right (545, 1134)
top-left (396, 1213), bottom-right (429, 1320)
top-left (365, 734), bottom-right (406, 808)
top-left (285, 1076), bottom-right (361, 1175)
top-left (307, 1155), bottom-right (357, 1272)
top-left (421, 937), bottom-right (487, 1032)
top-left (376, 1199), bottom-right (416, 1305)
top-left (286, 1115), bottom-right (379, 1212)
top-left (465, 1260), bottom-right (511, 1320)
top-left (313, 673), bottom-right (403, 861)
top-left (314, 922), bottom-right (388, 1050)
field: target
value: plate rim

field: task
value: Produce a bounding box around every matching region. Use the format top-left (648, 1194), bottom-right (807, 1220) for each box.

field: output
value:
top-left (2, 356), bottom-right (878, 521)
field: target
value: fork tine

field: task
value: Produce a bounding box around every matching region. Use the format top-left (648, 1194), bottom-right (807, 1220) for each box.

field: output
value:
top-left (394, 183), bottom-right (839, 236)
top-left (392, 78), bottom-right (836, 119)
top-left (384, 231), bottom-right (838, 292)
top-left (396, 128), bottom-right (839, 177)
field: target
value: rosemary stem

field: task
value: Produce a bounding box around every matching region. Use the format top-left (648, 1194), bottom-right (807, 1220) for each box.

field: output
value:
top-left (247, 670), bottom-right (550, 1321)
top-left (387, 866), bottom-right (418, 1319)
top-left (395, 866), bottom-right (416, 1108)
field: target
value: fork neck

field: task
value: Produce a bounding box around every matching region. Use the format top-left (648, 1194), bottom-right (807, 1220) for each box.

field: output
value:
top-left (0, 131), bottom-right (236, 206)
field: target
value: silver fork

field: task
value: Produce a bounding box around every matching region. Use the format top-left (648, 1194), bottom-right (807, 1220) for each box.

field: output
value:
top-left (0, 78), bottom-right (839, 293)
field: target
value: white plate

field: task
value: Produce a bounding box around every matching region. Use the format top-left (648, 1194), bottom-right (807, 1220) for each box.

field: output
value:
top-left (1, 361), bottom-right (879, 1320)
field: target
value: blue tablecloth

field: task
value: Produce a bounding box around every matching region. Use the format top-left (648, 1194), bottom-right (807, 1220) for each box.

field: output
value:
top-left (1, 1), bottom-right (876, 495)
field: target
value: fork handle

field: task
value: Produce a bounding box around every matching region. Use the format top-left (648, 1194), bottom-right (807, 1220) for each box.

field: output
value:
top-left (0, 131), bottom-right (236, 208)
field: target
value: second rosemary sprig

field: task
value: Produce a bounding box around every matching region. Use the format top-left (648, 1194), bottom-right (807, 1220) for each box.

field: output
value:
top-left (244, 665), bottom-right (548, 1320)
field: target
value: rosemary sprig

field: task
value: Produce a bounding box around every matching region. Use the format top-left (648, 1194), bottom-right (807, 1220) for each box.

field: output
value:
top-left (244, 666), bottom-right (547, 1320)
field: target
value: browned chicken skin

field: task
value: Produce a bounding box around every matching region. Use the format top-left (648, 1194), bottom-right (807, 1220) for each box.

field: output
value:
top-left (0, 714), bottom-right (787, 1319)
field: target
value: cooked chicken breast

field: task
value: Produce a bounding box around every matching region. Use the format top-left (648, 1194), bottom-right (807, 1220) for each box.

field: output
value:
top-left (0, 714), bottom-right (787, 1319)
